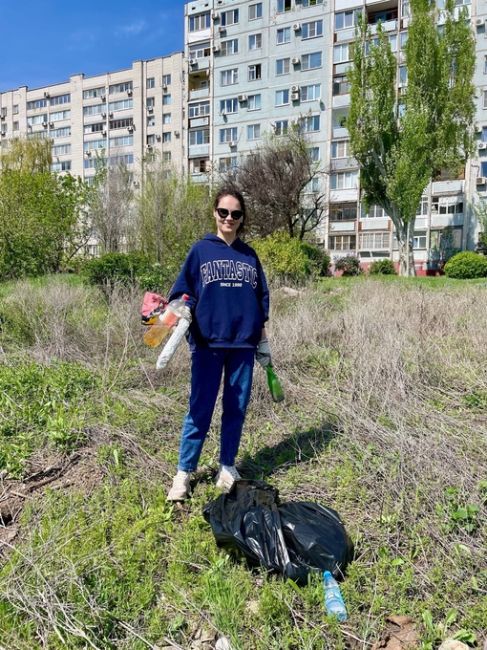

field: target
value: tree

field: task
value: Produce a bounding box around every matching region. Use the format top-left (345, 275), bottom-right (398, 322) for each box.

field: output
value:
top-left (473, 200), bottom-right (487, 254)
top-left (0, 139), bottom-right (87, 279)
top-left (348, 0), bottom-right (475, 275)
top-left (136, 156), bottom-right (213, 278)
top-left (222, 128), bottom-right (326, 240)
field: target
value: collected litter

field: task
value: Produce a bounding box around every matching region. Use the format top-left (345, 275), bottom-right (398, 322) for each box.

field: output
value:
top-left (203, 480), bottom-right (353, 588)
top-left (143, 293), bottom-right (191, 348)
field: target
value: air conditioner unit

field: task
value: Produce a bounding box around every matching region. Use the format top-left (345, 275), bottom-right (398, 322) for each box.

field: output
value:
top-left (42, 121), bottom-right (48, 128)
top-left (291, 92), bottom-right (300, 101)
top-left (189, 58), bottom-right (198, 66)
top-left (0, 130), bottom-right (6, 137)
top-left (174, 130), bottom-right (180, 137)
top-left (49, 122), bottom-right (54, 128)
top-left (476, 176), bottom-right (486, 184)
top-left (229, 140), bottom-right (237, 148)
top-left (212, 11), bottom-right (220, 20)
top-left (102, 130), bottom-right (107, 136)
top-left (101, 112), bottom-right (107, 118)
top-left (44, 91), bottom-right (50, 98)
top-left (293, 23), bottom-right (301, 31)
top-left (127, 89), bottom-right (133, 96)
top-left (291, 85), bottom-right (300, 93)
top-left (156, 134), bottom-right (161, 141)
top-left (100, 95), bottom-right (106, 102)
top-left (237, 94), bottom-right (247, 102)
top-left (478, 142), bottom-right (487, 149)
top-left (109, 112), bottom-right (113, 118)
top-left (85, 151), bottom-right (92, 157)
top-left (292, 57), bottom-right (300, 65)
top-left (127, 125), bottom-right (134, 132)
top-left (218, 26), bottom-right (226, 34)
top-left (147, 106), bottom-right (154, 113)
top-left (147, 144), bottom-right (153, 150)
top-left (476, 17), bottom-right (484, 25)
top-left (162, 84), bottom-right (168, 91)
top-left (213, 45), bottom-right (221, 53)
top-left (0, 115), bottom-right (5, 121)
top-left (220, 108), bottom-right (227, 115)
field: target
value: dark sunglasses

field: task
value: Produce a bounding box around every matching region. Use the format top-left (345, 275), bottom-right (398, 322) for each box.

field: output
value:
top-left (216, 207), bottom-right (244, 220)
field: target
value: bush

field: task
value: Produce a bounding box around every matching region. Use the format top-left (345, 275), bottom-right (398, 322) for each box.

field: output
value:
top-left (252, 232), bottom-right (329, 284)
top-left (82, 252), bottom-right (152, 291)
top-left (335, 255), bottom-right (361, 276)
top-left (443, 251), bottom-right (487, 279)
top-left (369, 259), bottom-right (397, 275)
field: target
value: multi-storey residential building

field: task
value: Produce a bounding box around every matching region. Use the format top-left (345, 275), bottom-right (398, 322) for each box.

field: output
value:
top-left (183, 0), bottom-right (483, 273)
top-left (0, 1), bottom-right (485, 269)
top-left (0, 53), bottom-right (185, 185)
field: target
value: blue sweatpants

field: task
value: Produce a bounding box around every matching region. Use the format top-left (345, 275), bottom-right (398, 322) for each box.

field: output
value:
top-left (177, 347), bottom-right (255, 472)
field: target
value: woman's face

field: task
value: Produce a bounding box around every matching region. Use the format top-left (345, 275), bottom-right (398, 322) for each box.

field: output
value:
top-left (214, 194), bottom-right (243, 240)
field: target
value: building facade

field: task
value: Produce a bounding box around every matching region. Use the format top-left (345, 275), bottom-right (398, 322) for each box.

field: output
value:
top-left (1, 0), bottom-right (486, 269)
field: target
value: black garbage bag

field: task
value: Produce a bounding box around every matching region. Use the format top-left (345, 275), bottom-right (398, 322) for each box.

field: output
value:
top-left (203, 480), bottom-right (353, 585)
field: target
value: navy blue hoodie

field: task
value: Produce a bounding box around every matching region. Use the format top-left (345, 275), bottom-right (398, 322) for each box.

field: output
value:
top-left (169, 234), bottom-right (269, 349)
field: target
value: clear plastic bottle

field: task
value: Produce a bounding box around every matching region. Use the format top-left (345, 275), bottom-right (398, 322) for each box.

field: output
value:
top-left (266, 365), bottom-right (284, 403)
top-left (143, 294), bottom-right (190, 348)
top-left (323, 570), bottom-right (347, 622)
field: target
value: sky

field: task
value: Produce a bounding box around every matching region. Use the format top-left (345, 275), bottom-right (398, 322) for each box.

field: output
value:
top-left (0, 0), bottom-right (188, 92)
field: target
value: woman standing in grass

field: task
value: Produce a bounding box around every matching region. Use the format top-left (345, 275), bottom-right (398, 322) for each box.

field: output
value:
top-left (167, 188), bottom-right (271, 501)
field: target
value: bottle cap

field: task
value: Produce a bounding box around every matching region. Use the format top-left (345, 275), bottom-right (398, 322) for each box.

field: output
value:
top-left (182, 293), bottom-right (190, 301)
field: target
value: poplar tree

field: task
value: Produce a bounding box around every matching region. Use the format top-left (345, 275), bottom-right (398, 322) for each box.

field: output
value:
top-left (348, 0), bottom-right (475, 275)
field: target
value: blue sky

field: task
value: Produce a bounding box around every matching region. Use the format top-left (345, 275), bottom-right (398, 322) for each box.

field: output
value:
top-left (0, 1), bottom-right (188, 92)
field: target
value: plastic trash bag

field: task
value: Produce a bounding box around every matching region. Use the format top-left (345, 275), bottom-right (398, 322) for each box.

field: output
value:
top-left (203, 480), bottom-right (353, 585)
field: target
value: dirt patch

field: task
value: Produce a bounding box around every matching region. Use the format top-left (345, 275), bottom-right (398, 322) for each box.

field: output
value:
top-left (0, 447), bottom-right (105, 556)
top-left (372, 615), bottom-right (419, 650)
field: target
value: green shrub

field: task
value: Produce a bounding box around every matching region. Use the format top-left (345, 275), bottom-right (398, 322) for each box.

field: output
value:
top-left (335, 255), bottom-right (361, 276)
top-left (252, 232), bottom-right (329, 284)
top-left (82, 252), bottom-right (151, 290)
top-left (369, 259), bottom-right (397, 275)
top-left (443, 251), bottom-right (487, 279)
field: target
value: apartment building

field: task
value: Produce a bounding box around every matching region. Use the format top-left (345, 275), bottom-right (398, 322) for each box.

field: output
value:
top-left (184, 0), bottom-right (484, 272)
top-left (0, 53), bottom-right (185, 184)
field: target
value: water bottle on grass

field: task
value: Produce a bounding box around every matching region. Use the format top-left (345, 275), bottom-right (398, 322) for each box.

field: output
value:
top-left (323, 570), bottom-right (347, 622)
top-left (143, 294), bottom-right (190, 348)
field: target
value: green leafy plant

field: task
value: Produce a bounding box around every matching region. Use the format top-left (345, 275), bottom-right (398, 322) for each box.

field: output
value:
top-left (444, 251), bottom-right (487, 279)
top-left (335, 255), bottom-right (361, 276)
top-left (369, 259), bottom-right (397, 275)
top-left (82, 252), bottom-right (152, 291)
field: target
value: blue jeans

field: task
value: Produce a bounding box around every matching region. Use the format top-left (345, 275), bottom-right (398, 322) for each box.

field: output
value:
top-left (177, 348), bottom-right (255, 472)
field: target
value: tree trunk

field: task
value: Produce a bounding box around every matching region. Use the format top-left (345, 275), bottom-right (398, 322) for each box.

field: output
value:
top-left (396, 221), bottom-right (416, 276)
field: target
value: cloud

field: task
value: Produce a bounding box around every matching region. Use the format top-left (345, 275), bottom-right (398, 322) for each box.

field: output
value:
top-left (116, 20), bottom-right (147, 37)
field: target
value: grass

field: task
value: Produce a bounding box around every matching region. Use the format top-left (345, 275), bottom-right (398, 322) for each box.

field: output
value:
top-left (0, 274), bottom-right (486, 649)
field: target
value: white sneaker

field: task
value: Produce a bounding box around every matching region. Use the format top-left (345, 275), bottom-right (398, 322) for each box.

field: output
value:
top-left (215, 465), bottom-right (241, 493)
top-left (167, 470), bottom-right (191, 501)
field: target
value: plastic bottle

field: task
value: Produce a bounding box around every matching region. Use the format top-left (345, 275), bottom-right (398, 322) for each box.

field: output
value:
top-left (323, 570), bottom-right (347, 622)
top-left (156, 317), bottom-right (191, 370)
top-left (143, 294), bottom-right (190, 348)
top-left (266, 365), bottom-right (284, 403)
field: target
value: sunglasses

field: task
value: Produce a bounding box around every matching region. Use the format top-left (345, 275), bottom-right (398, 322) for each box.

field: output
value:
top-left (216, 207), bottom-right (244, 220)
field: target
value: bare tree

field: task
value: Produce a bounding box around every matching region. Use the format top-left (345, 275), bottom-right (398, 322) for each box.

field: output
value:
top-left (222, 128), bottom-right (326, 240)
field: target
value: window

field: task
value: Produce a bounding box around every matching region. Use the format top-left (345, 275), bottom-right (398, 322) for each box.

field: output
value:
top-left (147, 77), bottom-right (155, 89)
top-left (399, 66), bottom-right (408, 85)
top-left (360, 232), bottom-right (391, 249)
top-left (162, 94), bottom-right (172, 105)
top-left (83, 104), bottom-right (104, 117)
top-left (163, 132), bottom-right (171, 143)
top-left (189, 42), bottom-right (211, 59)
top-left (335, 9), bottom-right (360, 30)
top-left (308, 146), bottom-right (320, 162)
top-left (362, 204), bottom-right (387, 218)
top-left (436, 198), bottom-right (464, 214)
top-left (331, 140), bottom-right (349, 158)
top-left (221, 9), bottom-right (239, 26)
top-left (249, 2), bottom-right (263, 20)
top-left (189, 128), bottom-right (210, 145)
top-left (50, 110), bottom-right (70, 122)
top-left (50, 94), bottom-right (70, 106)
top-left (219, 127), bottom-right (238, 143)
top-left (189, 101), bottom-right (210, 118)
top-left (416, 196), bottom-right (428, 215)
top-left (51, 160), bottom-right (71, 172)
top-left (84, 139), bottom-right (106, 152)
top-left (110, 135), bottom-right (133, 147)
top-left (301, 83), bottom-right (321, 102)
top-left (163, 151), bottom-right (172, 162)
top-left (330, 204), bottom-right (357, 221)
top-left (109, 81), bottom-right (132, 94)
top-left (248, 94), bottom-right (262, 110)
top-left (330, 171), bottom-right (358, 189)
top-left (189, 12), bottom-right (211, 32)
top-left (274, 119), bottom-right (289, 135)
top-left (162, 74), bottom-right (171, 86)
top-left (84, 122), bottom-right (105, 134)
top-left (147, 134), bottom-right (156, 145)
top-left (302, 20), bottom-right (323, 39)
top-left (412, 232), bottom-right (427, 249)
top-left (302, 0), bottom-right (324, 5)
top-left (333, 75), bottom-right (351, 96)
top-left (147, 97), bottom-right (155, 109)
top-left (275, 89), bottom-right (290, 106)
top-left (276, 58), bottom-right (290, 76)
top-left (249, 33), bottom-right (262, 50)
top-left (52, 143), bottom-right (71, 156)
top-left (13, 121), bottom-right (19, 131)
top-left (108, 99), bottom-right (133, 112)
top-left (247, 124), bottom-right (261, 140)
top-left (333, 44), bottom-right (350, 63)
top-left (329, 234), bottom-right (356, 250)
top-left (83, 87), bottom-right (105, 99)
top-left (220, 98), bottom-right (238, 114)
top-left (221, 68), bottom-right (239, 86)
top-left (13, 104), bottom-right (19, 115)
top-left (109, 117), bottom-right (133, 130)
top-left (277, 0), bottom-right (292, 12)
top-left (248, 63), bottom-right (262, 81)
top-left (483, 91), bottom-right (487, 110)
top-left (300, 115), bottom-right (320, 132)
top-left (50, 126), bottom-right (71, 138)
top-left (147, 115), bottom-right (155, 127)
top-left (163, 113), bottom-right (171, 124)
top-left (27, 98), bottom-right (47, 110)
top-left (277, 27), bottom-right (291, 44)
top-left (301, 51), bottom-right (322, 70)
top-left (221, 39), bottom-right (239, 56)
top-left (27, 114), bottom-right (47, 126)
top-left (400, 31), bottom-right (408, 49)
top-left (219, 156), bottom-right (238, 172)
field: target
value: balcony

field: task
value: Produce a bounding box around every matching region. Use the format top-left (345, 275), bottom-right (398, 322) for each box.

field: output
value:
top-left (330, 157), bottom-right (357, 171)
top-left (335, 28), bottom-right (355, 42)
top-left (332, 94), bottom-right (350, 109)
top-left (332, 126), bottom-right (349, 138)
top-left (189, 87), bottom-right (210, 101)
top-left (188, 57), bottom-right (210, 72)
top-left (188, 143), bottom-right (209, 158)
top-left (330, 221), bottom-right (356, 233)
top-left (369, 18), bottom-right (398, 33)
top-left (189, 116), bottom-right (210, 128)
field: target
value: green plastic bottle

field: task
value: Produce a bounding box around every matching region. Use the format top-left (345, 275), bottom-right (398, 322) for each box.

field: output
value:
top-left (266, 365), bottom-right (284, 403)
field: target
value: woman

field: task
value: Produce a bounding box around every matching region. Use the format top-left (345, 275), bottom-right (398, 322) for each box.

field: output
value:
top-left (167, 189), bottom-right (272, 501)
